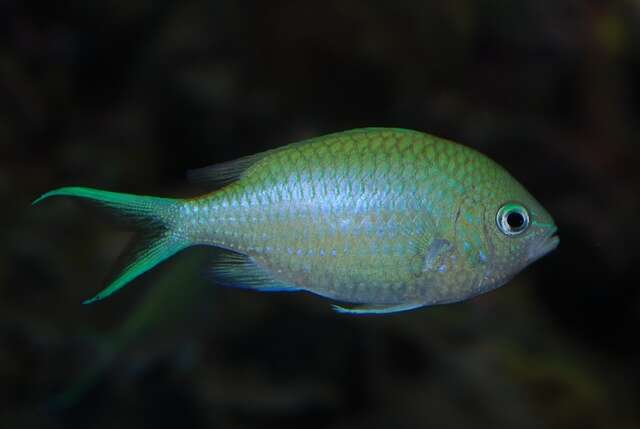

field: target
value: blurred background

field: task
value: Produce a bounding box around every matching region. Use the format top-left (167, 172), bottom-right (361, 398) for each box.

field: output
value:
top-left (2, 1), bottom-right (639, 428)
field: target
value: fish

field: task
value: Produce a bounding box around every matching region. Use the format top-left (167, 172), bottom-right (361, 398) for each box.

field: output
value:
top-left (33, 128), bottom-right (559, 314)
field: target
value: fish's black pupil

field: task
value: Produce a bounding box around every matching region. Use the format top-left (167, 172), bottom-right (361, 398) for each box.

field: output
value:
top-left (506, 211), bottom-right (525, 230)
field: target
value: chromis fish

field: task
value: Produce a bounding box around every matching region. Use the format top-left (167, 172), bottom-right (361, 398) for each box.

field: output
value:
top-left (34, 128), bottom-right (558, 314)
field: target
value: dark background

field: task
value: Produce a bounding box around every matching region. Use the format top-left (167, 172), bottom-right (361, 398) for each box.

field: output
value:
top-left (2, 1), bottom-right (639, 428)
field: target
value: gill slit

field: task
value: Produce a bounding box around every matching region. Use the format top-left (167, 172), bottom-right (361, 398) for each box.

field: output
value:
top-left (480, 204), bottom-right (496, 288)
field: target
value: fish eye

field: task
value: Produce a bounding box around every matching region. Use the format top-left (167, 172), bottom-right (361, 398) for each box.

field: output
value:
top-left (496, 203), bottom-right (530, 236)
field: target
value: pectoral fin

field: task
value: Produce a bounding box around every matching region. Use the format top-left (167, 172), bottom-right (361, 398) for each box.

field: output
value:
top-left (422, 238), bottom-right (454, 272)
top-left (331, 302), bottom-right (425, 315)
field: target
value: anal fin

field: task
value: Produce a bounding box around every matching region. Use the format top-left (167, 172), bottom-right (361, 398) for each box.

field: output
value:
top-left (211, 251), bottom-right (300, 292)
top-left (331, 302), bottom-right (425, 315)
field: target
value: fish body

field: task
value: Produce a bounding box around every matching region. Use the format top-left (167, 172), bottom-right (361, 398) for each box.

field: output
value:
top-left (34, 128), bottom-right (558, 314)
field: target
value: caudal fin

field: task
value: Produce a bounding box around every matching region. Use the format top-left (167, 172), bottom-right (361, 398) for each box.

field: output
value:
top-left (33, 187), bottom-right (187, 304)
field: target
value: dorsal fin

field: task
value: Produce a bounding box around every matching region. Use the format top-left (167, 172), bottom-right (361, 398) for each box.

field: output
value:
top-left (187, 129), bottom-right (402, 189)
top-left (187, 151), bottom-right (271, 188)
top-left (187, 135), bottom-right (315, 189)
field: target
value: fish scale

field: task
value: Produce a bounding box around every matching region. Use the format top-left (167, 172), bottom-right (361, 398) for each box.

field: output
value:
top-left (34, 128), bottom-right (558, 313)
top-left (183, 129), bottom-right (484, 304)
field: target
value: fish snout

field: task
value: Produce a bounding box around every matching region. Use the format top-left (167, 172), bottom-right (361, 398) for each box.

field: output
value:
top-left (527, 226), bottom-right (559, 263)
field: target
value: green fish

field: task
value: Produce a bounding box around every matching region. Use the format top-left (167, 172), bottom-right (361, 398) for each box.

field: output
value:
top-left (34, 128), bottom-right (558, 314)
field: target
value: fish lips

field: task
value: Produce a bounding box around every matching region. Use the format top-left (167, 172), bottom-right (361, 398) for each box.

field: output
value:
top-left (528, 226), bottom-right (559, 264)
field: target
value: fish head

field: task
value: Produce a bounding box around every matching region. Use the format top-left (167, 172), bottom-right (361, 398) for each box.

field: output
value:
top-left (477, 171), bottom-right (559, 288)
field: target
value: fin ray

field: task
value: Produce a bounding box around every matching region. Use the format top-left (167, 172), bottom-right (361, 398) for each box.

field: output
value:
top-left (187, 152), bottom-right (272, 188)
top-left (211, 251), bottom-right (300, 292)
top-left (187, 139), bottom-right (310, 188)
top-left (332, 302), bottom-right (425, 314)
top-left (33, 186), bottom-right (187, 303)
top-left (422, 238), bottom-right (453, 272)
top-left (84, 234), bottom-right (187, 304)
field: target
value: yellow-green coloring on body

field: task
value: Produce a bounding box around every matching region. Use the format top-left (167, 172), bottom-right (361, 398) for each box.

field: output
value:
top-left (34, 128), bottom-right (559, 314)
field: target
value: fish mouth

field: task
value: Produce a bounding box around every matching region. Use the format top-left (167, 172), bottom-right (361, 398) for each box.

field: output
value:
top-left (528, 227), bottom-right (559, 263)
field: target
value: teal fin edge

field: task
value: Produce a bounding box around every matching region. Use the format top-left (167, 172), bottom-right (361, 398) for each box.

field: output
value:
top-left (332, 302), bottom-right (425, 315)
top-left (32, 186), bottom-right (185, 304)
top-left (83, 237), bottom-right (186, 304)
top-left (211, 251), bottom-right (300, 292)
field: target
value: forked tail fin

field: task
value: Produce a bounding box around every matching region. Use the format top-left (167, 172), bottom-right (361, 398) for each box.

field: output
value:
top-left (33, 187), bottom-right (188, 303)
